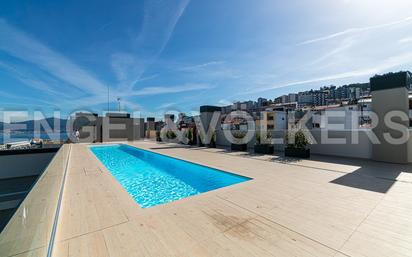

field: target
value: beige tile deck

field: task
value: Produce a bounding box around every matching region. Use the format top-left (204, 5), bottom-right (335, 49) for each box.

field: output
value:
top-left (51, 141), bottom-right (412, 257)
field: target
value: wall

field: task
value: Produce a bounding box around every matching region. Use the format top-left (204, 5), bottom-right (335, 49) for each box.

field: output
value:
top-left (215, 128), bottom-right (373, 159)
top-left (146, 130), bottom-right (157, 139)
top-left (0, 150), bottom-right (58, 179)
top-left (215, 129), bottom-right (286, 151)
top-left (102, 117), bottom-right (132, 142)
top-left (215, 130), bottom-right (230, 147)
top-left (135, 118), bottom-right (145, 139)
top-left (77, 116), bottom-right (145, 143)
top-left (372, 87), bottom-right (409, 163)
top-left (101, 117), bottom-right (145, 142)
top-left (409, 130), bottom-right (412, 163)
top-left (309, 129), bottom-right (373, 159)
top-left (79, 125), bottom-right (98, 143)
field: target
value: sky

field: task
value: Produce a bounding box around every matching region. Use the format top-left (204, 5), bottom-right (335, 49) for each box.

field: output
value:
top-left (0, 0), bottom-right (412, 120)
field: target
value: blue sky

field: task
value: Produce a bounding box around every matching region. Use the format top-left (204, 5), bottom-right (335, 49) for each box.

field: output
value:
top-left (0, 0), bottom-right (412, 119)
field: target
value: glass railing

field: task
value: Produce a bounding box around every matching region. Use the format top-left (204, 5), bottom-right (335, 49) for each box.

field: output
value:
top-left (0, 144), bottom-right (70, 257)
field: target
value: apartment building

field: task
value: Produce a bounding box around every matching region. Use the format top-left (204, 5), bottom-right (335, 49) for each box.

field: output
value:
top-left (255, 111), bottom-right (287, 131)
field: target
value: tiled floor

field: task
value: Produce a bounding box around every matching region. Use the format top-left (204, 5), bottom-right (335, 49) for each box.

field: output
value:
top-left (50, 141), bottom-right (412, 257)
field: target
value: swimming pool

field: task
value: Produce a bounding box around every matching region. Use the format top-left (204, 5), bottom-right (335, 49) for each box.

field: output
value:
top-left (89, 144), bottom-right (251, 208)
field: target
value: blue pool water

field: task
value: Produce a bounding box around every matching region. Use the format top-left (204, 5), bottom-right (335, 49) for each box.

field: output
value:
top-left (89, 144), bottom-right (251, 208)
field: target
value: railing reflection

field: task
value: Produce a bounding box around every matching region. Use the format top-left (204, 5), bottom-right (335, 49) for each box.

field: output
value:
top-left (0, 144), bottom-right (70, 257)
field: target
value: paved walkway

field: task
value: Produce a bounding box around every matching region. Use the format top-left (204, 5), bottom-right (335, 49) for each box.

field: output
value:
top-left (52, 141), bottom-right (412, 257)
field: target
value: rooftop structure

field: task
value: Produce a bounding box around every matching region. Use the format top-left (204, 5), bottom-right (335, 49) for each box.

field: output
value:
top-left (2, 142), bottom-right (412, 257)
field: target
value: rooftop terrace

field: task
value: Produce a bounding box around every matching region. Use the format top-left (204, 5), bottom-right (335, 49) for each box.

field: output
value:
top-left (1, 141), bottom-right (411, 257)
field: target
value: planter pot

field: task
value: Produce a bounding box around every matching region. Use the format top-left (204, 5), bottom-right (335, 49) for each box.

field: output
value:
top-left (284, 147), bottom-right (310, 158)
top-left (156, 137), bottom-right (162, 142)
top-left (254, 144), bottom-right (274, 154)
top-left (231, 143), bottom-right (247, 151)
top-left (207, 141), bottom-right (216, 148)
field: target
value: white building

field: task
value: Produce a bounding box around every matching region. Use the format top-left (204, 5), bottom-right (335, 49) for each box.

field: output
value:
top-left (288, 93), bottom-right (298, 103)
top-left (256, 111), bottom-right (287, 131)
top-left (310, 98), bottom-right (373, 129)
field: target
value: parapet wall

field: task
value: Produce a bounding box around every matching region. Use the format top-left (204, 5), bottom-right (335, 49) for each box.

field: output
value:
top-left (309, 129), bottom-right (373, 159)
top-left (0, 148), bottom-right (59, 179)
top-left (215, 129), bottom-right (377, 160)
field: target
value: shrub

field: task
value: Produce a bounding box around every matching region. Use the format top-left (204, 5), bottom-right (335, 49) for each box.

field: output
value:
top-left (187, 128), bottom-right (193, 143)
top-left (210, 131), bottom-right (217, 147)
top-left (156, 131), bottom-right (161, 142)
top-left (233, 130), bottom-right (247, 139)
top-left (166, 130), bottom-right (177, 139)
top-left (285, 130), bottom-right (309, 149)
top-left (231, 130), bottom-right (248, 145)
top-left (256, 131), bottom-right (272, 145)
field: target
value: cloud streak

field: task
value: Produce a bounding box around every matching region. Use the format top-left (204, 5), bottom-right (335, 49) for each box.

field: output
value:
top-left (399, 37), bottom-right (412, 44)
top-left (298, 15), bottom-right (412, 45)
top-left (179, 61), bottom-right (225, 71)
top-left (128, 83), bottom-right (213, 96)
top-left (0, 61), bottom-right (70, 99)
top-left (113, 0), bottom-right (191, 92)
top-left (243, 51), bottom-right (412, 94)
top-left (0, 19), bottom-right (107, 96)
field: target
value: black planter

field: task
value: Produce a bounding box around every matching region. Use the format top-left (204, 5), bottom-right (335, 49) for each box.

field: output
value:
top-left (284, 147), bottom-right (310, 158)
top-left (231, 143), bottom-right (247, 151)
top-left (254, 144), bottom-right (274, 154)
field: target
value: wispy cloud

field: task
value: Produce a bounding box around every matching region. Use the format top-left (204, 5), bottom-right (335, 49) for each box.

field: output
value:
top-left (113, 0), bottom-right (191, 92)
top-left (0, 19), bottom-right (107, 96)
top-left (216, 99), bottom-right (233, 106)
top-left (135, 74), bottom-right (159, 83)
top-left (310, 38), bottom-right (355, 65)
top-left (156, 102), bottom-right (177, 110)
top-left (244, 52), bottom-right (412, 94)
top-left (128, 83), bottom-right (213, 96)
top-left (298, 15), bottom-right (412, 45)
top-left (177, 60), bottom-right (241, 80)
top-left (0, 61), bottom-right (69, 98)
top-left (399, 37), bottom-right (412, 44)
top-left (0, 89), bottom-right (56, 106)
top-left (179, 61), bottom-right (224, 71)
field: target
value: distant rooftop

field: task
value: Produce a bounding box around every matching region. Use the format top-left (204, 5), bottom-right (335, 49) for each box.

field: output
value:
top-left (200, 105), bottom-right (222, 113)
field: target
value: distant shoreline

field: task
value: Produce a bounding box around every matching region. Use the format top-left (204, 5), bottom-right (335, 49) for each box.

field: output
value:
top-left (0, 132), bottom-right (69, 144)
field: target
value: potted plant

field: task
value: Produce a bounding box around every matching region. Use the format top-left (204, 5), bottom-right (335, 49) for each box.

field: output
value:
top-left (254, 132), bottom-right (274, 154)
top-left (231, 131), bottom-right (247, 151)
top-left (156, 131), bottom-right (162, 142)
top-left (207, 131), bottom-right (217, 148)
top-left (166, 130), bottom-right (177, 140)
top-left (284, 130), bottom-right (310, 158)
top-left (187, 128), bottom-right (195, 145)
top-left (197, 130), bottom-right (206, 147)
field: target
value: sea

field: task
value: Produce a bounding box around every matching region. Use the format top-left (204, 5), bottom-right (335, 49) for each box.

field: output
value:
top-left (0, 132), bottom-right (69, 144)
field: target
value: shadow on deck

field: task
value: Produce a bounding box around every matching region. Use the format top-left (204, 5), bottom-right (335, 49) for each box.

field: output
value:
top-left (148, 142), bottom-right (412, 194)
